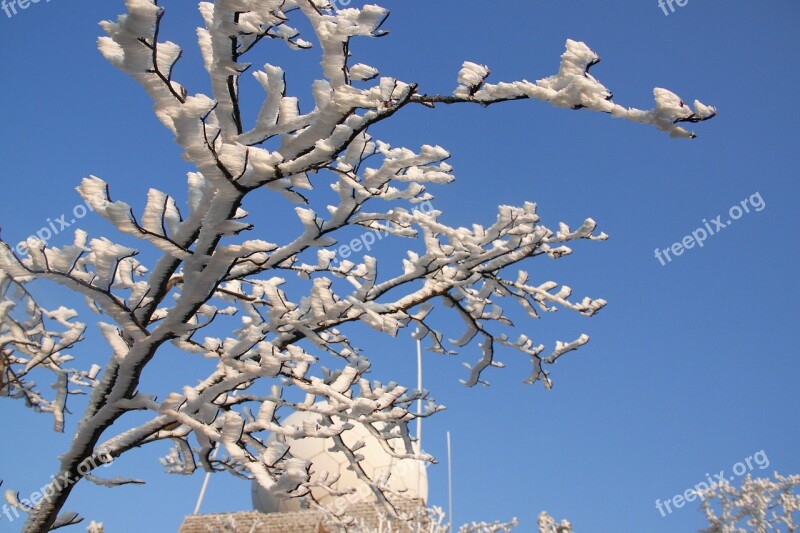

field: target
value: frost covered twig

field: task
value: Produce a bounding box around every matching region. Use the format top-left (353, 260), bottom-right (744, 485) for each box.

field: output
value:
top-left (537, 512), bottom-right (573, 533)
top-left (698, 473), bottom-right (800, 533)
top-left (414, 39), bottom-right (716, 139)
top-left (0, 269), bottom-right (94, 432)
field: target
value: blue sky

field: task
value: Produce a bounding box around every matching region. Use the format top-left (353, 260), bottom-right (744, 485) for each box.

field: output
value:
top-left (1, 1), bottom-right (798, 532)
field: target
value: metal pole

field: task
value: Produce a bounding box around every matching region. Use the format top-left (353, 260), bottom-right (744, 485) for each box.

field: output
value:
top-left (416, 329), bottom-right (423, 446)
top-left (193, 469), bottom-right (213, 515)
top-left (447, 431), bottom-right (453, 532)
top-left (193, 391), bottom-right (239, 514)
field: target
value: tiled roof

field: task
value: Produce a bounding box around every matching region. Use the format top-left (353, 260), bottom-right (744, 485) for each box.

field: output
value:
top-left (178, 499), bottom-right (426, 533)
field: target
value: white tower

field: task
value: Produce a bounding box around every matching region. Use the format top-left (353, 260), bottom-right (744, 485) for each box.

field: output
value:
top-left (252, 408), bottom-right (428, 514)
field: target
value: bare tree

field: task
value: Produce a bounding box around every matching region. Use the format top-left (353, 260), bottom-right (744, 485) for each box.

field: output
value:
top-left (0, 0), bottom-right (715, 531)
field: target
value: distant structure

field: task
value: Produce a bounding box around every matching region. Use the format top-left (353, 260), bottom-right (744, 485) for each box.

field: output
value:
top-left (179, 408), bottom-right (428, 532)
top-left (179, 500), bottom-right (428, 533)
top-left (252, 408), bottom-right (428, 513)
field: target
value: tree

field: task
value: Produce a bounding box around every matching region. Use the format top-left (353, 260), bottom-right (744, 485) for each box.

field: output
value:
top-left (698, 473), bottom-right (800, 533)
top-left (0, 0), bottom-right (715, 531)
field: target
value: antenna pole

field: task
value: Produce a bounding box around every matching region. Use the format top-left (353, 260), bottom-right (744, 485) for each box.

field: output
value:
top-left (193, 470), bottom-right (213, 515)
top-left (447, 431), bottom-right (453, 532)
top-left (416, 329), bottom-right (423, 447)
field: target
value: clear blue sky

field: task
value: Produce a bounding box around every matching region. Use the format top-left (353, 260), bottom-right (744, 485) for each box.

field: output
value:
top-left (1, 1), bottom-right (798, 532)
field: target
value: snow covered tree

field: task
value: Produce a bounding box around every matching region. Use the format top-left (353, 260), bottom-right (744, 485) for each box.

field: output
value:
top-left (536, 512), bottom-right (572, 533)
top-left (0, 1), bottom-right (715, 531)
top-left (532, 474), bottom-right (800, 533)
top-left (698, 473), bottom-right (800, 533)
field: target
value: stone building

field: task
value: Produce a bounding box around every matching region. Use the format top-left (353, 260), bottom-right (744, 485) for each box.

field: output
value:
top-left (179, 408), bottom-right (429, 532)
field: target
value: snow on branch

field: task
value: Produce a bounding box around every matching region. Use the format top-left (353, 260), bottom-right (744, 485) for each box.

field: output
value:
top-left (418, 39), bottom-right (716, 139)
top-left (0, 268), bottom-right (95, 432)
top-left (698, 473), bottom-right (800, 532)
top-left (537, 512), bottom-right (573, 533)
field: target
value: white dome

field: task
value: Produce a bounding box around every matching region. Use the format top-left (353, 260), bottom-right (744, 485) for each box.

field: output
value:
top-left (252, 408), bottom-right (428, 514)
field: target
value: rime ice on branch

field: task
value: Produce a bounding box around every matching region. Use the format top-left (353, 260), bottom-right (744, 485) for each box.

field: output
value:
top-left (698, 473), bottom-right (800, 532)
top-left (0, 1), bottom-right (715, 530)
top-left (446, 39), bottom-right (715, 139)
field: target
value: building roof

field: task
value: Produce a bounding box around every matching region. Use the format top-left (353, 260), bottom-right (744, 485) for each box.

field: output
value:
top-left (179, 500), bottom-right (427, 533)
